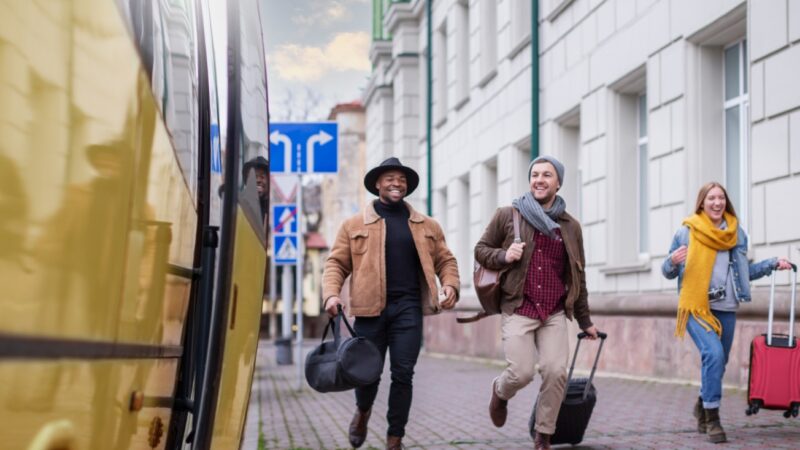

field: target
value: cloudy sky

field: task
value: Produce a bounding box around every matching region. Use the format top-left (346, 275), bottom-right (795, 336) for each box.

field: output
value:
top-left (262, 0), bottom-right (372, 121)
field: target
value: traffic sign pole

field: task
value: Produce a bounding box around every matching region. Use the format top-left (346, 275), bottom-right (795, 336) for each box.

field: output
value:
top-left (281, 265), bottom-right (293, 340)
top-left (269, 227), bottom-right (277, 340)
top-left (268, 122), bottom-right (338, 389)
top-left (295, 174), bottom-right (305, 390)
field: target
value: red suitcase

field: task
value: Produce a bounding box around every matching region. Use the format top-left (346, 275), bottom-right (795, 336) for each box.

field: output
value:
top-left (746, 263), bottom-right (799, 418)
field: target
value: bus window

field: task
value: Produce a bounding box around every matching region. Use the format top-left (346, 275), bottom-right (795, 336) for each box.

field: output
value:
top-left (117, 0), bottom-right (201, 202)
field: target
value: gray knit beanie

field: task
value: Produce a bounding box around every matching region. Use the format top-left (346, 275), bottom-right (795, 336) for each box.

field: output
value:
top-left (528, 155), bottom-right (565, 189)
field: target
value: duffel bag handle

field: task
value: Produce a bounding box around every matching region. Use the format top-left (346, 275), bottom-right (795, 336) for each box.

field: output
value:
top-left (320, 305), bottom-right (360, 353)
top-left (336, 304), bottom-right (359, 337)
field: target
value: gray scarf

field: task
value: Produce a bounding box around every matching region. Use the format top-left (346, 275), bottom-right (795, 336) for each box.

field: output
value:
top-left (512, 192), bottom-right (566, 239)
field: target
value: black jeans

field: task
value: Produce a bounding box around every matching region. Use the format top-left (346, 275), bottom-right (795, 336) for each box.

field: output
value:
top-left (354, 298), bottom-right (423, 437)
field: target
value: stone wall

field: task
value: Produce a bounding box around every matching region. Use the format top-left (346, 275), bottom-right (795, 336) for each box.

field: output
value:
top-left (424, 286), bottom-right (797, 388)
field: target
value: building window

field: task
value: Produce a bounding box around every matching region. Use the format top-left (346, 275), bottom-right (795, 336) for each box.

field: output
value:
top-left (479, 0), bottom-right (497, 83)
top-left (435, 187), bottom-right (448, 233)
top-left (545, 0), bottom-right (575, 21)
top-left (637, 93), bottom-right (649, 255)
top-left (605, 67), bottom-right (647, 268)
top-left (555, 112), bottom-right (581, 219)
top-left (455, 0), bottom-right (470, 107)
top-left (483, 159), bottom-right (498, 221)
top-left (419, 46), bottom-right (428, 140)
top-left (456, 176), bottom-right (471, 286)
top-left (435, 22), bottom-right (448, 125)
top-left (723, 39), bottom-right (748, 222)
top-left (510, 0), bottom-right (532, 56)
top-left (372, 0), bottom-right (390, 39)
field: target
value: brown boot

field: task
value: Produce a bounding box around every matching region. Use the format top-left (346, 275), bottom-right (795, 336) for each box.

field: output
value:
top-left (533, 431), bottom-right (551, 450)
top-left (704, 408), bottom-right (727, 443)
top-left (386, 434), bottom-right (403, 450)
top-left (488, 379), bottom-right (508, 428)
top-left (348, 407), bottom-right (371, 448)
top-left (693, 397), bottom-right (707, 433)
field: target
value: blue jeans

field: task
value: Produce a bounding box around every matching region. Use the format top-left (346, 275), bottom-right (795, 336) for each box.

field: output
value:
top-left (353, 298), bottom-right (422, 438)
top-left (686, 310), bottom-right (736, 409)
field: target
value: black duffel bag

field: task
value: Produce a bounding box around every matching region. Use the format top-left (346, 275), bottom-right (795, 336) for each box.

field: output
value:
top-left (305, 306), bottom-right (382, 393)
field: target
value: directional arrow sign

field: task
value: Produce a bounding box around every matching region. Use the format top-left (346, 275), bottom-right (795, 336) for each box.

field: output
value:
top-left (272, 204), bottom-right (298, 234)
top-left (268, 122), bottom-right (338, 173)
top-left (274, 235), bottom-right (298, 265)
top-left (306, 129), bottom-right (333, 173)
top-left (269, 129), bottom-right (292, 173)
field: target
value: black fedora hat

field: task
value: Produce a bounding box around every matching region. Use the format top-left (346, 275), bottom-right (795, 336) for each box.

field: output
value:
top-left (363, 157), bottom-right (420, 196)
top-left (242, 156), bottom-right (269, 180)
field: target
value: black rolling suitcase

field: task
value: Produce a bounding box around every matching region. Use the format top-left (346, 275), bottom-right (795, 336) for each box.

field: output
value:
top-left (529, 331), bottom-right (607, 445)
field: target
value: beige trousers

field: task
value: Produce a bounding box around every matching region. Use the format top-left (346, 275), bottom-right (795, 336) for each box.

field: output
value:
top-left (494, 311), bottom-right (569, 435)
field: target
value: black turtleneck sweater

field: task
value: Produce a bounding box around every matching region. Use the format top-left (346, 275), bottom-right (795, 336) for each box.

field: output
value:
top-left (373, 200), bottom-right (421, 301)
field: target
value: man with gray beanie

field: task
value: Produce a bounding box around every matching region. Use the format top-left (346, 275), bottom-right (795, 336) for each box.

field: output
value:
top-left (474, 155), bottom-right (598, 450)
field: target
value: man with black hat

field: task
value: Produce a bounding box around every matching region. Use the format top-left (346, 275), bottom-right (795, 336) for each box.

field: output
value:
top-left (475, 155), bottom-right (598, 450)
top-left (242, 155), bottom-right (269, 217)
top-left (322, 157), bottom-right (460, 450)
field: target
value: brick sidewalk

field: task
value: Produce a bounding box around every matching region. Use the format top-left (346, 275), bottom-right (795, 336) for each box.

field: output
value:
top-left (244, 339), bottom-right (799, 450)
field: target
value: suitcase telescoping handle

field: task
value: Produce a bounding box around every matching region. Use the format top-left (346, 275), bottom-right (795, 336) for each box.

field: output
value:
top-left (566, 331), bottom-right (608, 400)
top-left (767, 263), bottom-right (797, 346)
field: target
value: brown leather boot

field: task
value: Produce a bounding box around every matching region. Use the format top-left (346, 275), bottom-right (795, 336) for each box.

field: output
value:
top-left (693, 397), bottom-right (706, 433)
top-left (704, 408), bottom-right (727, 443)
top-left (348, 407), bottom-right (371, 448)
top-left (489, 379), bottom-right (508, 427)
top-left (533, 431), bottom-right (551, 450)
top-left (386, 434), bottom-right (403, 450)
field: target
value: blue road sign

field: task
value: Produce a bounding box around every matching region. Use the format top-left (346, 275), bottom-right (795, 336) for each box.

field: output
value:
top-left (273, 235), bottom-right (298, 265)
top-left (272, 204), bottom-right (298, 234)
top-left (210, 124), bottom-right (221, 173)
top-left (269, 122), bottom-right (338, 173)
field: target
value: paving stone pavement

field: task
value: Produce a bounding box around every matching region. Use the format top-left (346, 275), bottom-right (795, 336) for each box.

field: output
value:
top-left (243, 340), bottom-right (799, 450)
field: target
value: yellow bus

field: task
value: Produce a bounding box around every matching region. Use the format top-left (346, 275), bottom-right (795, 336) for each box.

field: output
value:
top-left (0, 0), bottom-right (270, 448)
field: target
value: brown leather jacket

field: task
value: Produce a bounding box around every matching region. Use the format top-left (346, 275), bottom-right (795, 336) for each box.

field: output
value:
top-left (322, 201), bottom-right (460, 317)
top-left (474, 206), bottom-right (593, 329)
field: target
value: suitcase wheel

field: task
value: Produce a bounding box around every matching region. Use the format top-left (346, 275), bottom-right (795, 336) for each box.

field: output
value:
top-left (746, 401), bottom-right (761, 416)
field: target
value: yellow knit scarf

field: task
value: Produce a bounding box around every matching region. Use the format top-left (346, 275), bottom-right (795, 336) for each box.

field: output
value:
top-left (675, 212), bottom-right (738, 338)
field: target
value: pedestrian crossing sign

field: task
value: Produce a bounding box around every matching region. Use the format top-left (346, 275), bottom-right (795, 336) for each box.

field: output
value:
top-left (274, 235), bottom-right (298, 265)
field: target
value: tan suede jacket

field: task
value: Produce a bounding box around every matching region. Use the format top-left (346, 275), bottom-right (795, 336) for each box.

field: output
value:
top-left (474, 206), bottom-right (593, 329)
top-left (322, 201), bottom-right (460, 317)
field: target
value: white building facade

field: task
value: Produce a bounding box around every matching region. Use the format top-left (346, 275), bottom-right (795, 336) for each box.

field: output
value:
top-left (363, 0), bottom-right (800, 385)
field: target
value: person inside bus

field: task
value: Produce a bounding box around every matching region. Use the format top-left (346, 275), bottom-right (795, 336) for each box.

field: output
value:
top-left (242, 155), bottom-right (269, 219)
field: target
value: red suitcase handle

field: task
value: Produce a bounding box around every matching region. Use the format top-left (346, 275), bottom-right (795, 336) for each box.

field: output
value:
top-left (767, 263), bottom-right (797, 347)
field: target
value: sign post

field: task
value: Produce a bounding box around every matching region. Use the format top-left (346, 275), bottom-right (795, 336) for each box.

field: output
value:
top-left (269, 122), bottom-right (338, 390)
top-left (295, 180), bottom-right (305, 390)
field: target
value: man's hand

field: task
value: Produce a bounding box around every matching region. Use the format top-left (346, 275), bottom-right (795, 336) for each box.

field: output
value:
top-left (324, 296), bottom-right (343, 317)
top-left (670, 245), bottom-right (687, 265)
top-left (582, 325), bottom-right (599, 340)
top-left (504, 242), bottom-right (526, 263)
top-left (776, 258), bottom-right (793, 270)
top-left (439, 285), bottom-right (457, 310)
